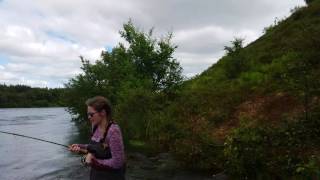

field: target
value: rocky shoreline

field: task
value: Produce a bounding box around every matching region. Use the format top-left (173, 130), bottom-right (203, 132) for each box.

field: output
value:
top-left (63, 152), bottom-right (228, 180)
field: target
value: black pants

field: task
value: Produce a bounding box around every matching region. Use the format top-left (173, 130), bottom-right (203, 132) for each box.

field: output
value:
top-left (90, 167), bottom-right (125, 180)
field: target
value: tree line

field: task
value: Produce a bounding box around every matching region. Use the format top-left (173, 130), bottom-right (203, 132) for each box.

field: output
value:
top-left (0, 84), bottom-right (65, 108)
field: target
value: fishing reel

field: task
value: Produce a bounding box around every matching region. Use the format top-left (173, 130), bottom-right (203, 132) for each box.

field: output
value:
top-left (81, 154), bottom-right (89, 167)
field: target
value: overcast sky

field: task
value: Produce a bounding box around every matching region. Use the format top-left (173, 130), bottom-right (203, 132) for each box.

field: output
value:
top-left (0, 0), bottom-right (305, 88)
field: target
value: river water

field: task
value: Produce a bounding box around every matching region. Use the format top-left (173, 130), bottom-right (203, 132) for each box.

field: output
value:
top-left (0, 108), bottom-right (219, 180)
top-left (0, 108), bottom-right (89, 180)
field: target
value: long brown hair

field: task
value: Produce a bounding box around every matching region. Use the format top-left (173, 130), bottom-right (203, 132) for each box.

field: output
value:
top-left (85, 96), bottom-right (113, 121)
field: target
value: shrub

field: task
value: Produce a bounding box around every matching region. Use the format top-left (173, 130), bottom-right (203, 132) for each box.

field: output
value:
top-left (305, 0), bottom-right (316, 5)
top-left (224, 109), bottom-right (320, 179)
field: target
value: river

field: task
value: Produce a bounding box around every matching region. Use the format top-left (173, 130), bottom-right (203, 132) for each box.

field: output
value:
top-left (0, 108), bottom-right (223, 180)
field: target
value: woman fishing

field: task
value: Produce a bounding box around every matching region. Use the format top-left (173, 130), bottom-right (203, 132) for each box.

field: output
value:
top-left (69, 96), bottom-right (126, 180)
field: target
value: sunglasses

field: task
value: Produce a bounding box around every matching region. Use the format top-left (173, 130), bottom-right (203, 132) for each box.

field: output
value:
top-left (87, 111), bottom-right (98, 118)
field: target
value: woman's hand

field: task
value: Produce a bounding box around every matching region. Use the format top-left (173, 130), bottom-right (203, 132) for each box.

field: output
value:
top-left (85, 153), bottom-right (94, 164)
top-left (69, 144), bottom-right (81, 153)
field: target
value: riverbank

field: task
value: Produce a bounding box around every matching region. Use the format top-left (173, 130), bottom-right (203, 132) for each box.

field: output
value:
top-left (63, 152), bottom-right (228, 180)
top-left (126, 152), bottom-right (228, 180)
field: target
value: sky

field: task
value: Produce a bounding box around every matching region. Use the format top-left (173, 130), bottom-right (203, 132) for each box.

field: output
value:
top-left (0, 0), bottom-right (305, 88)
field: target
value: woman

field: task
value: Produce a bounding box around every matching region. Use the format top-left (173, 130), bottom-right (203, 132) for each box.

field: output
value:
top-left (69, 96), bottom-right (126, 180)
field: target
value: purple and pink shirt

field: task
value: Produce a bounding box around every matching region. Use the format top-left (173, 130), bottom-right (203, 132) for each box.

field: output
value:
top-left (79, 123), bottom-right (125, 169)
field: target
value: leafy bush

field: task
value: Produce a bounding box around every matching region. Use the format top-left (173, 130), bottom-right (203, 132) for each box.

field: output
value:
top-left (224, 109), bottom-right (320, 179)
top-left (224, 123), bottom-right (270, 178)
top-left (296, 156), bottom-right (320, 178)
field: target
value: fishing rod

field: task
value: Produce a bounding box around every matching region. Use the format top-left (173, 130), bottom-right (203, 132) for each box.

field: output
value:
top-left (0, 130), bottom-right (69, 148)
top-left (0, 130), bottom-right (93, 166)
top-left (0, 130), bottom-right (105, 161)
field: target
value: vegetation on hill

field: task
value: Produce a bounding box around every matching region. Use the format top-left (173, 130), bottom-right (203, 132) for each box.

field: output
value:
top-left (65, 0), bottom-right (320, 178)
top-left (177, 0), bottom-right (320, 178)
top-left (0, 84), bottom-right (65, 108)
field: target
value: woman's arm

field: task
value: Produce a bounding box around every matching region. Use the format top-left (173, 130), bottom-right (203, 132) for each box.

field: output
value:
top-left (90, 124), bottom-right (125, 169)
top-left (77, 144), bottom-right (88, 149)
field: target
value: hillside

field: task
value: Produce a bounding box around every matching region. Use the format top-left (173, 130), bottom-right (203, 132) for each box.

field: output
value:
top-left (171, 0), bottom-right (320, 178)
top-left (186, 0), bottom-right (320, 139)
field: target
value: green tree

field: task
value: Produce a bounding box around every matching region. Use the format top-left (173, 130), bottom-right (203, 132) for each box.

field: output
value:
top-left (305, 0), bottom-right (315, 5)
top-left (65, 21), bottom-right (183, 142)
top-left (224, 38), bottom-right (244, 56)
top-left (120, 20), bottom-right (183, 91)
top-left (223, 38), bottom-right (247, 79)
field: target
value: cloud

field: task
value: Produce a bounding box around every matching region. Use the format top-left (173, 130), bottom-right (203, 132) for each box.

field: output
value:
top-left (0, 0), bottom-right (306, 87)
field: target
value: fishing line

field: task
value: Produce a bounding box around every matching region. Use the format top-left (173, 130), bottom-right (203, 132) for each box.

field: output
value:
top-left (0, 130), bottom-right (69, 148)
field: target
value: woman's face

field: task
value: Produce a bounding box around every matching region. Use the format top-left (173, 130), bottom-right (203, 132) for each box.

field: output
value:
top-left (87, 106), bottom-right (102, 126)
